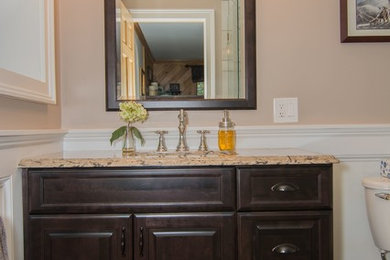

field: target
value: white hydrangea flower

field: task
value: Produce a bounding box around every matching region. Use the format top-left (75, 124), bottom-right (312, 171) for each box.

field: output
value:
top-left (119, 101), bottom-right (148, 124)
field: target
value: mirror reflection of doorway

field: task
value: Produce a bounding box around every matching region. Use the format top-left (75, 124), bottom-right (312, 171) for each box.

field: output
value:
top-left (135, 22), bottom-right (204, 99)
top-left (117, 0), bottom-right (136, 100)
top-left (116, 8), bottom-right (216, 100)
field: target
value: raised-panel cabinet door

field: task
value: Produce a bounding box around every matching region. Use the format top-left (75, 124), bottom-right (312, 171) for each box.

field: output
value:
top-left (134, 212), bottom-right (235, 260)
top-left (238, 211), bottom-right (332, 260)
top-left (27, 215), bottom-right (132, 260)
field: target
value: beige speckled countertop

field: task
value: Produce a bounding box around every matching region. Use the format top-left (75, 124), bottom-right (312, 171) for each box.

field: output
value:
top-left (18, 148), bottom-right (339, 168)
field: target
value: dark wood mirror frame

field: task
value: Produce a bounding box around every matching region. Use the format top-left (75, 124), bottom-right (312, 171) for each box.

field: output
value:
top-left (105, 0), bottom-right (256, 111)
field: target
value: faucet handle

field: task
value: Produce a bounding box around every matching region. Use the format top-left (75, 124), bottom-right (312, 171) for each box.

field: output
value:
top-left (155, 130), bottom-right (168, 152)
top-left (197, 130), bottom-right (210, 152)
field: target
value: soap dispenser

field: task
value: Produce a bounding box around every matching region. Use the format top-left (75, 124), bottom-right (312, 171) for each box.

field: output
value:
top-left (218, 110), bottom-right (236, 152)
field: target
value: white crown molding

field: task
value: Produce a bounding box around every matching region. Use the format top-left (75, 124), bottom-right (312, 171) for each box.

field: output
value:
top-left (0, 129), bottom-right (67, 149)
top-left (63, 125), bottom-right (390, 161)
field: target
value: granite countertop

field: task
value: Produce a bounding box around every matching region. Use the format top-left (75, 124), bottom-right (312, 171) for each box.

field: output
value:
top-left (18, 148), bottom-right (339, 168)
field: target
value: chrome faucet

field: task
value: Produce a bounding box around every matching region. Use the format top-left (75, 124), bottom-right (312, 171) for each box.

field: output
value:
top-left (176, 109), bottom-right (189, 152)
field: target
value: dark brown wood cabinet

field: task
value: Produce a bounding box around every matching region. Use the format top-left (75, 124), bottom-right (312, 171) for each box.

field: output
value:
top-left (22, 165), bottom-right (333, 260)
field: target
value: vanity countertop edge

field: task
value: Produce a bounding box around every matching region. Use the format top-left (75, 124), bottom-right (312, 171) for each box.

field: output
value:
top-left (18, 148), bottom-right (339, 168)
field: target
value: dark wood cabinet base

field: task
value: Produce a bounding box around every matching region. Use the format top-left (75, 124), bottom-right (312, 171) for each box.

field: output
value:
top-left (23, 165), bottom-right (333, 259)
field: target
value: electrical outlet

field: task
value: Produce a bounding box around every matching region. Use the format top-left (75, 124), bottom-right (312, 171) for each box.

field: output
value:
top-left (273, 98), bottom-right (298, 123)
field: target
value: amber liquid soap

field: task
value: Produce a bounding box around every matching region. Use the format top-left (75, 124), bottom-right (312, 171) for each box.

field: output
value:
top-left (218, 130), bottom-right (236, 151)
top-left (218, 110), bottom-right (236, 152)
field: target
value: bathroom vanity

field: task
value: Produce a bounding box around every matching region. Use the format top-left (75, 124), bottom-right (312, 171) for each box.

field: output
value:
top-left (19, 149), bottom-right (337, 260)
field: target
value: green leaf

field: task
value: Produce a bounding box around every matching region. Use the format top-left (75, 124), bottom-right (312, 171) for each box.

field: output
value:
top-left (131, 127), bottom-right (145, 146)
top-left (110, 126), bottom-right (127, 145)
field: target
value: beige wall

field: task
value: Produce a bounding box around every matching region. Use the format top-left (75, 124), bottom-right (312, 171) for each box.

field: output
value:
top-left (59, 0), bottom-right (390, 129)
top-left (0, 96), bottom-right (61, 130)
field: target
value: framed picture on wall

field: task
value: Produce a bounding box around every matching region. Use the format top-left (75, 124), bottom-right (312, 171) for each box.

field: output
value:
top-left (341, 0), bottom-right (390, 42)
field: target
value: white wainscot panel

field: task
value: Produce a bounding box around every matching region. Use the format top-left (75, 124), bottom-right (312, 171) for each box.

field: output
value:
top-left (0, 129), bottom-right (66, 260)
top-left (0, 176), bottom-right (13, 260)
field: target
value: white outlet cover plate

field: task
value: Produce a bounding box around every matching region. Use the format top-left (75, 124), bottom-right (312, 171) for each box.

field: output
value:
top-left (273, 97), bottom-right (298, 123)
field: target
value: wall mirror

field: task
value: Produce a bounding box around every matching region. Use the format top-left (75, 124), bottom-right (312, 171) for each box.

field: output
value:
top-left (105, 0), bottom-right (256, 110)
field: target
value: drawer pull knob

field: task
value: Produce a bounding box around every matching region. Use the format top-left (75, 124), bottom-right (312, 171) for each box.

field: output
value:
top-left (139, 227), bottom-right (144, 257)
top-left (272, 243), bottom-right (300, 254)
top-left (271, 183), bottom-right (299, 192)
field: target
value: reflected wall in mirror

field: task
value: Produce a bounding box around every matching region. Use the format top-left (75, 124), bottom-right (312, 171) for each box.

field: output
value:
top-left (105, 0), bottom-right (256, 110)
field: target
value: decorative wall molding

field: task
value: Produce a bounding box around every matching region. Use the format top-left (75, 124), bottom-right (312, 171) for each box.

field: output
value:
top-left (63, 125), bottom-right (390, 161)
top-left (0, 129), bottom-right (67, 150)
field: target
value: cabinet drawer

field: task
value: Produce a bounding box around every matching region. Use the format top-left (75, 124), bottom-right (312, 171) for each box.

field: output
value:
top-left (237, 165), bottom-right (332, 210)
top-left (26, 167), bottom-right (235, 213)
top-left (238, 211), bottom-right (332, 260)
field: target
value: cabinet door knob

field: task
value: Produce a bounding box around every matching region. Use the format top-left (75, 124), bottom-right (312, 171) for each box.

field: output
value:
top-left (271, 183), bottom-right (299, 192)
top-left (139, 227), bottom-right (144, 257)
top-left (272, 243), bottom-right (300, 254)
top-left (121, 227), bottom-right (126, 256)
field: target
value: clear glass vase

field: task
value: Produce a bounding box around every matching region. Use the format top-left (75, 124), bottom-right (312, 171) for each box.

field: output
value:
top-left (122, 125), bottom-right (136, 155)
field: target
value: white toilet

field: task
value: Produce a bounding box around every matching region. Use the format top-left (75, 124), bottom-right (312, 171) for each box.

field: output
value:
top-left (362, 176), bottom-right (390, 260)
